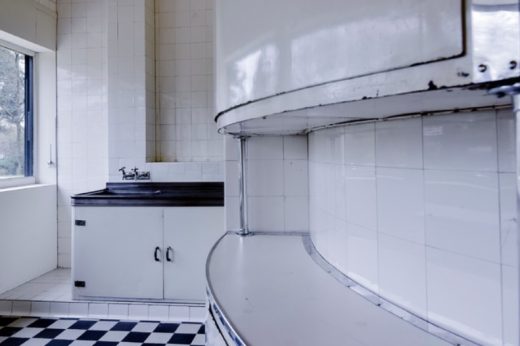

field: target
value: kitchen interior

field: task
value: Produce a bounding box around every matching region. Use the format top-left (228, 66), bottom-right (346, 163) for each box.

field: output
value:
top-left (0, 0), bottom-right (519, 345)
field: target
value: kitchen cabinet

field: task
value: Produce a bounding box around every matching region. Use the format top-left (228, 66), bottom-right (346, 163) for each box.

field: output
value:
top-left (72, 206), bottom-right (224, 302)
top-left (163, 208), bottom-right (224, 301)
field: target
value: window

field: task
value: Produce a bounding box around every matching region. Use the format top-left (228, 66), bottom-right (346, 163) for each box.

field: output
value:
top-left (0, 44), bottom-right (33, 179)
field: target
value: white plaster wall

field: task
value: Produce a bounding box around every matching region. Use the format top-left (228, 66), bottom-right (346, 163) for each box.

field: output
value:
top-left (308, 110), bottom-right (518, 346)
top-left (225, 135), bottom-right (309, 232)
top-left (0, 0), bottom-right (58, 291)
top-left (0, 185), bottom-right (57, 294)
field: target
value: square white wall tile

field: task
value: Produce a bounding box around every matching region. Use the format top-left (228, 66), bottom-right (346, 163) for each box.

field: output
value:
top-left (224, 161), bottom-right (239, 197)
top-left (377, 168), bottom-right (425, 244)
top-left (345, 165), bottom-right (377, 231)
top-left (499, 173), bottom-right (518, 267)
top-left (69, 303), bottom-right (89, 317)
top-left (378, 234), bottom-right (427, 318)
top-left (327, 218), bottom-right (349, 274)
top-left (346, 223), bottom-right (379, 293)
top-left (225, 196), bottom-right (239, 231)
top-left (283, 136), bottom-right (308, 160)
top-left (423, 112), bottom-right (497, 171)
top-left (344, 123), bottom-right (375, 166)
top-left (108, 304), bottom-right (129, 319)
top-left (375, 118), bottom-right (422, 169)
top-left (248, 197), bottom-right (285, 231)
top-left (0, 301), bottom-right (12, 315)
top-left (502, 265), bottom-right (519, 346)
top-left (30, 302), bottom-right (51, 317)
top-left (246, 137), bottom-right (283, 160)
top-left (497, 109), bottom-right (515, 173)
top-left (284, 160), bottom-right (308, 197)
top-left (284, 197), bottom-right (309, 232)
top-left (246, 160), bottom-right (284, 197)
top-left (50, 302), bottom-right (70, 317)
top-left (189, 306), bottom-right (206, 322)
top-left (88, 303), bottom-right (108, 318)
top-left (424, 170), bottom-right (500, 263)
top-left (149, 305), bottom-right (169, 320)
top-left (129, 304), bottom-right (149, 320)
top-left (169, 305), bottom-right (189, 322)
top-left (426, 248), bottom-right (502, 346)
top-left (12, 301), bottom-right (31, 316)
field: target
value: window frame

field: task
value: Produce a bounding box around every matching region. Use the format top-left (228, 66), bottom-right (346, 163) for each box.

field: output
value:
top-left (0, 40), bottom-right (35, 189)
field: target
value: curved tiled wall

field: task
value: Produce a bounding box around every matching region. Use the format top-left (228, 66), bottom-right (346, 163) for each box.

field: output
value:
top-left (308, 110), bottom-right (518, 346)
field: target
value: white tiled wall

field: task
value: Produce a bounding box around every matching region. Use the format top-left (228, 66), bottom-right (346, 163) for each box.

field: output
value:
top-left (155, 0), bottom-right (221, 162)
top-left (0, 300), bottom-right (205, 322)
top-left (57, 0), bottom-right (224, 267)
top-left (308, 110), bottom-right (518, 346)
top-left (36, 0), bottom-right (57, 12)
top-left (57, 0), bottom-right (109, 267)
top-left (225, 136), bottom-right (309, 232)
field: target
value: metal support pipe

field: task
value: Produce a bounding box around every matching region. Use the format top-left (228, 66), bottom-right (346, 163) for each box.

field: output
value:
top-left (514, 93), bottom-right (520, 346)
top-left (237, 136), bottom-right (249, 235)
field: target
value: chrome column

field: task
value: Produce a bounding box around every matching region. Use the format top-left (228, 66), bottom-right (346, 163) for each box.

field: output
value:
top-left (514, 93), bottom-right (520, 346)
top-left (237, 136), bottom-right (249, 236)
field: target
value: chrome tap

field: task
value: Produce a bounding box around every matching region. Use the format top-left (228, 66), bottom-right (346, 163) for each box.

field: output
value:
top-left (119, 167), bottom-right (136, 180)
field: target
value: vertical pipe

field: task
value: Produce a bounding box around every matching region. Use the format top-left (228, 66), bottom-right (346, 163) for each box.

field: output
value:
top-left (238, 136), bottom-right (249, 235)
top-left (514, 93), bottom-right (520, 345)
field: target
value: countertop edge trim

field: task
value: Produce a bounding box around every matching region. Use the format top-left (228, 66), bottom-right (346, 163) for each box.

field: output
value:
top-left (302, 236), bottom-right (481, 346)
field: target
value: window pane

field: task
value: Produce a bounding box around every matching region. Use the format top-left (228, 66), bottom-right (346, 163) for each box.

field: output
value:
top-left (0, 45), bottom-right (26, 178)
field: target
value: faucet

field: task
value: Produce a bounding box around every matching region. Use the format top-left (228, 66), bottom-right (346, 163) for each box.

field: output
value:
top-left (119, 166), bottom-right (151, 181)
top-left (119, 167), bottom-right (136, 180)
top-left (133, 167), bottom-right (151, 180)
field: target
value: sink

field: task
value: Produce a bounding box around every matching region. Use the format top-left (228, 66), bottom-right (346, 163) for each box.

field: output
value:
top-left (72, 182), bottom-right (224, 207)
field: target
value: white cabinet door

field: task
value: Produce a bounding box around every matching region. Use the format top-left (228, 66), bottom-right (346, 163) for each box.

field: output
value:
top-left (73, 207), bottom-right (164, 299)
top-left (163, 207), bottom-right (224, 302)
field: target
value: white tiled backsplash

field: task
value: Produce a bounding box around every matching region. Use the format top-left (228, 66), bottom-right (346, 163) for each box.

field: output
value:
top-left (155, 0), bottom-right (221, 162)
top-left (225, 135), bottom-right (309, 232)
top-left (308, 109), bottom-right (518, 346)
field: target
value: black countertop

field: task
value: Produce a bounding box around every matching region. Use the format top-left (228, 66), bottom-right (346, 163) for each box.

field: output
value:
top-left (72, 182), bottom-right (224, 207)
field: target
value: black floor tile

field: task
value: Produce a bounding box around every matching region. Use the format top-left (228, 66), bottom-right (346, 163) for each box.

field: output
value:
top-left (168, 333), bottom-right (195, 344)
top-left (78, 330), bottom-right (107, 341)
top-left (34, 329), bottom-right (65, 339)
top-left (122, 331), bottom-right (150, 343)
top-left (29, 319), bottom-right (57, 328)
top-left (110, 321), bottom-right (137, 331)
top-left (0, 338), bottom-right (28, 346)
top-left (69, 320), bottom-right (97, 330)
top-left (0, 328), bottom-right (22, 337)
top-left (154, 323), bottom-right (179, 333)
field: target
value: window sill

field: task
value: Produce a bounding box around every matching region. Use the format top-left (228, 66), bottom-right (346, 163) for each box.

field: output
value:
top-left (0, 176), bottom-right (36, 190)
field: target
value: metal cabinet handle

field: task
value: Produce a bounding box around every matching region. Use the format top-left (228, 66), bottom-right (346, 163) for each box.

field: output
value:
top-left (154, 246), bottom-right (161, 262)
top-left (166, 246), bottom-right (173, 262)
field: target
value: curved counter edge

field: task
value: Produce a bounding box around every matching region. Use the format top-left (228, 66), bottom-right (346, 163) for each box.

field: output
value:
top-left (205, 231), bottom-right (481, 346)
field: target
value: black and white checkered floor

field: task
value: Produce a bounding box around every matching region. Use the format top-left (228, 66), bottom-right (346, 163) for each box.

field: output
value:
top-left (0, 316), bottom-right (205, 346)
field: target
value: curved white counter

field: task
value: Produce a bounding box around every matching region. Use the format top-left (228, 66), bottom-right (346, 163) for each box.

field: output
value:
top-left (205, 232), bottom-right (472, 346)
